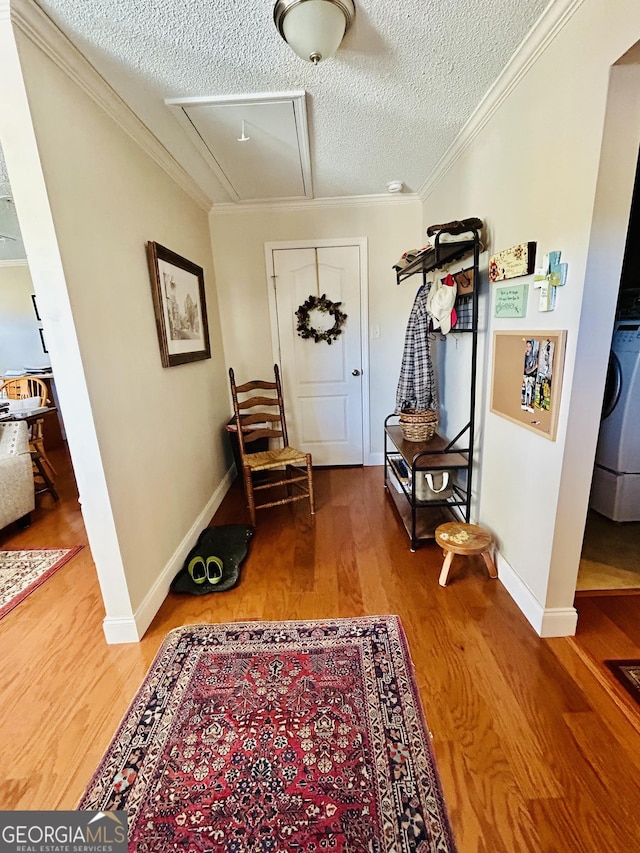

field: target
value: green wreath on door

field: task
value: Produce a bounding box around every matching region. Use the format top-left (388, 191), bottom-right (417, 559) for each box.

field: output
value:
top-left (295, 294), bottom-right (347, 345)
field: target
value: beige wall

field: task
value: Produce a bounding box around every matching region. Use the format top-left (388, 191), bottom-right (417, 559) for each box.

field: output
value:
top-left (0, 262), bottom-right (51, 375)
top-left (4, 0), bottom-right (637, 639)
top-left (210, 200), bottom-right (423, 458)
top-left (421, 0), bottom-right (640, 633)
top-left (3, 29), bottom-right (231, 631)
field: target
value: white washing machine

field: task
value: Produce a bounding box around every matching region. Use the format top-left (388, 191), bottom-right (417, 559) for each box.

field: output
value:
top-left (590, 319), bottom-right (640, 521)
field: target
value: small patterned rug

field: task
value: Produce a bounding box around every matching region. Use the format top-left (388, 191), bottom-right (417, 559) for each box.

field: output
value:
top-left (0, 547), bottom-right (83, 619)
top-left (605, 659), bottom-right (640, 705)
top-left (79, 616), bottom-right (456, 852)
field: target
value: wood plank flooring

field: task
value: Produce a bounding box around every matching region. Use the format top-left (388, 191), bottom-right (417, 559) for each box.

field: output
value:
top-left (578, 509), bottom-right (640, 591)
top-left (1, 447), bottom-right (640, 851)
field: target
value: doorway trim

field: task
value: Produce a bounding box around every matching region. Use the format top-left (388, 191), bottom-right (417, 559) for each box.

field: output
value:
top-left (569, 62), bottom-right (640, 599)
top-left (264, 237), bottom-right (372, 465)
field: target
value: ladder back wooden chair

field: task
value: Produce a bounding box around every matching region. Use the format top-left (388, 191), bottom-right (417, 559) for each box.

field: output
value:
top-left (0, 376), bottom-right (56, 481)
top-left (229, 364), bottom-right (315, 526)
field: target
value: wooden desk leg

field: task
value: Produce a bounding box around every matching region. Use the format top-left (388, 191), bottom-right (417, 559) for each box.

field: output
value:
top-left (482, 549), bottom-right (498, 579)
top-left (439, 550), bottom-right (454, 587)
top-left (31, 451), bottom-right (59, 501)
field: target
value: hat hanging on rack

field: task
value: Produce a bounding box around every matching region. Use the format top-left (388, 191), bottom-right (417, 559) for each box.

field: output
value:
top-left (426, 273), bottom-right (457, 335)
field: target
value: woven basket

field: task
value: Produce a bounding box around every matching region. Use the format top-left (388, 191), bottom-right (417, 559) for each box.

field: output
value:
top-left (399, 408), bottom-right (438, 442)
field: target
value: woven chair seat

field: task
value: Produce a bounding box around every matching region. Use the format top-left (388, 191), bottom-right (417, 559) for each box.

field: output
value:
top-left (244, 446), bottom-right (309, 471)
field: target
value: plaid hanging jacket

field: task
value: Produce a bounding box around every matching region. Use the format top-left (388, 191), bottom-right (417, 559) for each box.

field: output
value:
top-left (395, 282), bottom-right (438, 413)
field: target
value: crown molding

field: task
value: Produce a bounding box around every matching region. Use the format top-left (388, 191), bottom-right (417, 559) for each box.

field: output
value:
top-left (210, 192), bottom-right (421, 216)
top-left (0, 258), bottom-right (28, 266)
top-left (7, 0), bottom-right (213, 212)
top-left (417, 0), bottom-right (587, 201)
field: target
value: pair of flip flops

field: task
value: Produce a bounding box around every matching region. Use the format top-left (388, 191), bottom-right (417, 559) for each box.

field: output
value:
top-left (170, 524), bottom-right (254, 595)
top-left (188, 555), bottom-right (224, 585)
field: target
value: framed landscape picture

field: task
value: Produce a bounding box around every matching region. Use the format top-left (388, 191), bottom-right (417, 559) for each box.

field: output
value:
top-left (146, 242), bottom-right (211, 368)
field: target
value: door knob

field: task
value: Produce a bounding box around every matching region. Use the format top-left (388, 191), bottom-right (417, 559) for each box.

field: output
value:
top-left (352, 369), bottom-right (361, 376)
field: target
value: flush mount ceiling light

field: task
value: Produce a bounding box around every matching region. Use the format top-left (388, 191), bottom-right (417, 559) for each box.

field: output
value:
top-left (274, 0), bottom-right (355, 64)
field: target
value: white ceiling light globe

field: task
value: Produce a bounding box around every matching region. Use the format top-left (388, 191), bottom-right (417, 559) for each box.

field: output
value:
top-left (274, 0), bottom-right (355, 64)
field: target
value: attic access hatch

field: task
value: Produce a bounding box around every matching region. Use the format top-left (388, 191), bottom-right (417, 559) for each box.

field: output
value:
top-left (166, 91), bottom-right (312, 203)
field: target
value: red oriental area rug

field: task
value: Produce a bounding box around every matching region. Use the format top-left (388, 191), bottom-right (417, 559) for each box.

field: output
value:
top-left (0, 547), bottom-right (83, 620)
top-left (79, 616), bottom-right (456, 852)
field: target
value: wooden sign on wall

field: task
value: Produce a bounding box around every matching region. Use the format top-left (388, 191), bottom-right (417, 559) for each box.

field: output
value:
top-left (489, 242), bottom-right (536, 282)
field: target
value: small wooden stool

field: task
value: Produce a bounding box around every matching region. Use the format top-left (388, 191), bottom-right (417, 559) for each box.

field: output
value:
top-left (435, 522), bottom-right (498, 587)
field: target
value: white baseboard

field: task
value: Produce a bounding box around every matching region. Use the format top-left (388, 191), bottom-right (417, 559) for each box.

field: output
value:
top-left (366, 452), bottom-right (384, 466)
top-left (497, 552), bottom-right (577, 638)
top-left (100, 617), bottom-right (141, 644)
top-left (538, 607), bottom-right (578, 637)
top-left (102, 466), bottom-right (236, 644)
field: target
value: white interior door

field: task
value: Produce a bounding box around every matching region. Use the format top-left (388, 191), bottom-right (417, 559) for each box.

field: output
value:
top-left (270, 243), bottom-right (365, 466)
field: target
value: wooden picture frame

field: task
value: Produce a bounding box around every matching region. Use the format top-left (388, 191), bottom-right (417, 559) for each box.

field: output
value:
top-left (31, 294), bottom-right (41, 321)
top-left (146, 242), bottom-right (211, 368)
top-left (490, 330), bottom-right (567, 440)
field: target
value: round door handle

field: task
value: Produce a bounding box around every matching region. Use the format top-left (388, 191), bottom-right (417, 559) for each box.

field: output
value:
top-left (352, 369), bottom-right (361, 376)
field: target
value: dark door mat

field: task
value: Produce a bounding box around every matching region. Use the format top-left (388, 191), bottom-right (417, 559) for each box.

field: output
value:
top-left (170, 525), bottom-right (254, 594)
top-left (605, 659), bottom-right (640, 705)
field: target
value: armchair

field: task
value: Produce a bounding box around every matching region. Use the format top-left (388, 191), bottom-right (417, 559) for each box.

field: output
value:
top-left (0, 421), bottom-right (35, 530)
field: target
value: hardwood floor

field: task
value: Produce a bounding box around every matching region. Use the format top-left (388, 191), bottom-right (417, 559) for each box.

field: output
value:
top-left (578, 509), bottom-right (640, 590)
top-left (1, 448), bottom-right (640, 851)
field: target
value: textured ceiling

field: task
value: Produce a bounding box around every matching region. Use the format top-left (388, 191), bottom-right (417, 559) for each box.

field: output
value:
top-left (37, 0), bottom-right (548, 200)
top-left (0, 0), bottom-right (550, 257)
